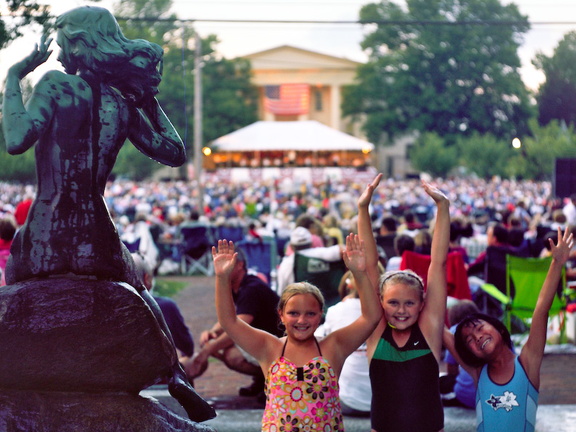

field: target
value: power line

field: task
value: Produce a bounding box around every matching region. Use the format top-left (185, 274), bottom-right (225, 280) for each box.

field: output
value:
top-left (113, 17), bottom-right (576, 26)
top-left (5, 12), bottom-right (575, 26)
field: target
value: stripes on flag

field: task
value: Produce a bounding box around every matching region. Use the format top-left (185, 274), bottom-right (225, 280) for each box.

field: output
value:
top-left (263, 83), bottom-right (310, 115)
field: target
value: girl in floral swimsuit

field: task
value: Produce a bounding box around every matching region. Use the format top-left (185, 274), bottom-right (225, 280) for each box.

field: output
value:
top-left (212, 234), bottom-right (382, 431)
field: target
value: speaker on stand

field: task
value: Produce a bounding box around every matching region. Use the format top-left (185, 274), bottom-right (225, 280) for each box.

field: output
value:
top-left (554, 158), bottom-right (576, 198)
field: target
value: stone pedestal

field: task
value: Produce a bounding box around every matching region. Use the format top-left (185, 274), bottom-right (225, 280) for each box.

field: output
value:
top-left (0, 390), bottom-right (214, 432)
top-left (0, 278), bottom-right (215, 431)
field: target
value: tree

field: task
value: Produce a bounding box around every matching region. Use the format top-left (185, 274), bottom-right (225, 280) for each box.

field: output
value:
top-left (112, 0), bottom-right (258, 179)
top-left (534, 31), bottom-right (576, 127)
top-left (409, 133), bottom-right (458, 177)
top-left (456, 132), bottom-right (513, 179)
top-left (506, 119), bottom-right (576, 181)
top-left (343, 0), bottom-right (534, 144)
top-left (0, 0), bottom-right (52, 50)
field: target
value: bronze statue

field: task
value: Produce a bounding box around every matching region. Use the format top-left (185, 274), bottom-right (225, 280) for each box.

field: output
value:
top-left (2, 6), bottom-right (215, 423)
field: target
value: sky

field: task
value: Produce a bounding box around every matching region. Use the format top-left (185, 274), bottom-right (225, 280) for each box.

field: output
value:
top-left (1, 0), bottom-right (576, 90)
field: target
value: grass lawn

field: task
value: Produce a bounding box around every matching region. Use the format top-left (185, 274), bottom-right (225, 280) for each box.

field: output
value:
top-left (154, 278), bottom-right (187, 298)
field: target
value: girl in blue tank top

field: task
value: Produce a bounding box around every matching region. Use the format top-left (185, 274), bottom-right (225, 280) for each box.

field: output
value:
top-left (444, 226), bottom-right (573, 432)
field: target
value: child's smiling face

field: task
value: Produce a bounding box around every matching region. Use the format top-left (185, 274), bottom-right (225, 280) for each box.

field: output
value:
top-left (280, 293), bottom-right (323, 341)
top-left (381, 283), bottom-right (424, 331)
top-left (461, 319), bottom-right (503, 359)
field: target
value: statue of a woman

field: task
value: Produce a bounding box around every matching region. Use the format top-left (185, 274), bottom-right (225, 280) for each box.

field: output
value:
top-left (2, 6), bottom-right (215, 422)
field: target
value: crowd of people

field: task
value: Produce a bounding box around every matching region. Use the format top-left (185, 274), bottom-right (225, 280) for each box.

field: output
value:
top-left (2, 174), bottom-right (576, 429)
top-left (1, 175), bottom-right (572, 275)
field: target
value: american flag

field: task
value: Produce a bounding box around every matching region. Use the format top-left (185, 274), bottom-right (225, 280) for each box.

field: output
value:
top-left (263, 83), bottom-right (310, 115)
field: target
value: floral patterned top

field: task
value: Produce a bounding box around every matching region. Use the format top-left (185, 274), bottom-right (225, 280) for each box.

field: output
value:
top-left (262, 339), bottom-right (343, 432)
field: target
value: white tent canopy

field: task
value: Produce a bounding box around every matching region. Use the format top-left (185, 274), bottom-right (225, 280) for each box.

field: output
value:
top-left (212, 120), bottom-right (375, 152)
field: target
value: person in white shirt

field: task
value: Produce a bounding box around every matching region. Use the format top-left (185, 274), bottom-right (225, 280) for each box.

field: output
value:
top-left (563, 194), bottom-right (576, 227)
top-left (315, 270), bottom-right (373, 417)
top-left (276, 226), bottom-right (341, 293)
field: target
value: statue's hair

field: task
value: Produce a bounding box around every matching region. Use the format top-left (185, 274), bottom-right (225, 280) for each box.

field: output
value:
top-left (278, 282), bottom-right (325, 313)
top-left (56, 6), bottom-right (163, 103)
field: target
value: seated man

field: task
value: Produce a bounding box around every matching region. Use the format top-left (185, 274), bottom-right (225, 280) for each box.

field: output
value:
top-left (132, 254), bottom-right (194, 360)
top-left (375, 215), bottom-right (398, 262)
top-left (183, 248), bottom-right (282, 399)
top-left (467, 222), bottom-right (514, 276)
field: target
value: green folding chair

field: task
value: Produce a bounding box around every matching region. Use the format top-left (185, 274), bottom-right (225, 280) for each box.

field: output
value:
top-left (293, 253), bottom-right (347, 309)
top-left (505, 255), bottom-right (566, 337)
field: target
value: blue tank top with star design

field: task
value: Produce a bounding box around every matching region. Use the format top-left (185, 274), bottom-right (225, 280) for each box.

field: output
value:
top-left (476, 356), bottom-right (538, 432)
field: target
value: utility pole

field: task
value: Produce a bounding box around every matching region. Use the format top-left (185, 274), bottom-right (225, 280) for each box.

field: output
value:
top-left (194, 31), bottom-right (204, 215)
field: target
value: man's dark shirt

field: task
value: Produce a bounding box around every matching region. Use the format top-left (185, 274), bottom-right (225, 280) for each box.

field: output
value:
top-left (233, 273), bottom-right (283, 337)
top-left (154, 295), bottom-right (195, 357)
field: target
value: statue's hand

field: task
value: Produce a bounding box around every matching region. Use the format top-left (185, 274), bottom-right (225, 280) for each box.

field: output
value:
top-left (10, 34), bottom-right (53, 80)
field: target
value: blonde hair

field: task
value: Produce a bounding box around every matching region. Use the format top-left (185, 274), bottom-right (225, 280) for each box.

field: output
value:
top-left (378, 270), bottom-right (425, 301)
top-left (278, 282), bottom-right (325, 313)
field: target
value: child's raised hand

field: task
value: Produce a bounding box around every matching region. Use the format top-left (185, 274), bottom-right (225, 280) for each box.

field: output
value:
top-left (550, 227), bottom-right (574, 265)
top-left (212, 240), bottom-right (237, 277)
top-left (343, 233), bottom-right (366, 273)
top-left (422, 180), bottom-right (449, 206)
top-left (358, 173), bottom-right (383, 208)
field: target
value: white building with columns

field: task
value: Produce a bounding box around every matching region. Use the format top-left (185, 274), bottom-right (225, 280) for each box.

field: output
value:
top-left (236, 45), bottom-right (417, 179)
top-left (240, 45), bottom-right (362, 137)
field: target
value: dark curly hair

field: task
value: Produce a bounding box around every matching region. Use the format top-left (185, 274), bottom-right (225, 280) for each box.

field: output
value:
top-left (454, 313), bottom-right (512, 368)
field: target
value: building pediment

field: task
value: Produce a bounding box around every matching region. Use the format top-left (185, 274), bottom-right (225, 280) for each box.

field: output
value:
top-left (241, 45), bottom-right (361, 71)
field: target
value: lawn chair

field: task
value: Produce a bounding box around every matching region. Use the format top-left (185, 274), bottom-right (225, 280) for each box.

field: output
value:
top-left (399, 250), bottom-right (471, 300)
top-left (479, 254), bottom-right (568, 336)
top-left (505, 255), bottom-right (566, 336)
top-left (474, 246), bottom-right (515, 319)
top-left (178, 225), bottom-right (215, 276)
top-left (235, 236), bottom-right (278, 287)
top-left (217, 225), bottom-right (245, 244)
top-left (293, 253), bottom-right (348, 309)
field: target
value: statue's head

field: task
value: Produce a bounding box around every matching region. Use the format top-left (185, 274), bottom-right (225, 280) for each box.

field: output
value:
top-left (55, 6), bottom-right (164, 104)
top-left (55, 7), bottom-right (126, 75)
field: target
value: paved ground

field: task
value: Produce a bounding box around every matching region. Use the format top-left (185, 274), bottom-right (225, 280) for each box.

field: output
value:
top-left (150, 275), bottom-right (576, 431)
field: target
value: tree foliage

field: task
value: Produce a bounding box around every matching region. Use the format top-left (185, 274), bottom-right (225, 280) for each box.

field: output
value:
top-left (344, 0), bottom-right (533, 144)
top-left (0, 0), bottom-right (52, 50)
top-left (409, 133), bottom-right (458, 177)
top-left (534, 31), bottom-right (576, 127)
top-left (506, 119), bottom-right (576, 180)
top-left (112, 0), bottom-right (258, 179)
top-left (456, 132), bottom-right (513, 179)
top-left (409, 121), bottom-right (576, 181)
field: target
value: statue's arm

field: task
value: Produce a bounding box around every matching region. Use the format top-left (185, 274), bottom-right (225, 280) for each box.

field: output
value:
top-left (127, 97), bottom-right (186, 167)
top-left (2, 36), bottom-right (54, 155)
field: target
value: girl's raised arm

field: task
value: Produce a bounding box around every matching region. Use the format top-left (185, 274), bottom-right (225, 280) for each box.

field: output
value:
top-left (521, 227), bottom-right (573, 389)
top-left (357, 173), bottom-right (383, 290)
top-left (323, 234), bottom-right (382, 373)
top-left (213, 240), bottom-right (276, 364)
top-left (419, 181), bottom-right (450, 361)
